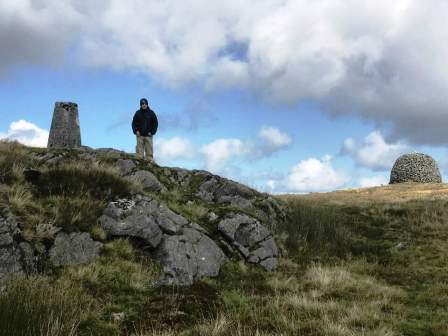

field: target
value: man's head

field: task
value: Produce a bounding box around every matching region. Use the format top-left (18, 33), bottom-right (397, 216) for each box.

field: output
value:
top-left (140, 98), bottom-right (148, 109)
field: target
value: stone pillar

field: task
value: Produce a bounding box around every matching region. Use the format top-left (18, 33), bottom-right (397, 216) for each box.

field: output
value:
top-left (47, 102), bottom-right (81, 148)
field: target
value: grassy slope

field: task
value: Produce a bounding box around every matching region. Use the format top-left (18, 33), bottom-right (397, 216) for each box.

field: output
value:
top-left (279, 185), bottom-right (448, 335)
top-left (1, 141), bottom-right (447, 335)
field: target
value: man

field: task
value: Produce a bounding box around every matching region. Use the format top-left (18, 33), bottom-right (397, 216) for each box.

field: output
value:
top-left (132, 98), bottom-right (158, 163)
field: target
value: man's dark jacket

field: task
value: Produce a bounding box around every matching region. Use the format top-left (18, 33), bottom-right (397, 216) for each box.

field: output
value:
top-left (132, 108), bottom-right (158, 136)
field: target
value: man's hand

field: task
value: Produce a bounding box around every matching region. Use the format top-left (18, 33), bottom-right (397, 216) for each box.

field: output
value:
top-left (136, 131), bottom-right (141, 136)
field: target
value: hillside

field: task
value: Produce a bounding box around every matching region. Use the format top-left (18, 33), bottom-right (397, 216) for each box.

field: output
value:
top-left (1, 141), bottom-right (448, 335)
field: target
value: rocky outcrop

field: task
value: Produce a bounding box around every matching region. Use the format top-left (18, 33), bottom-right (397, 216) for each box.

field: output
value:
top-left (390, 153), bottom-right (442, 184)
top-left (218, 214), bottom-right (279, 271)
top-left (98, 196), bottom-right (227, 285)
top-left (98, 193), bottom-right (280, 285)
top-left (49, 232), bottom-right (101, 267)
top-left (2, 147), bottom-right (285, 286)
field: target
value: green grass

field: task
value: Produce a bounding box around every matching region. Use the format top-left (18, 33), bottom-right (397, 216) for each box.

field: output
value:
top-left (0, 276), bottom-right (93, 336)
top-left (276, 196), bottom-right (448, 335)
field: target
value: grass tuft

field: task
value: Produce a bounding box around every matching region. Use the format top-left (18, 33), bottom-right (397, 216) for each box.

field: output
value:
top-left (0, 276), bottom-right (93, 336)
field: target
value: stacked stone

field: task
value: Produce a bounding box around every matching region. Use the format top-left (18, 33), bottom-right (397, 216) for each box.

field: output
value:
top-left (47, 102), bottom-right (81, 148)
top-left (389, 153), bottom-right (442, 184)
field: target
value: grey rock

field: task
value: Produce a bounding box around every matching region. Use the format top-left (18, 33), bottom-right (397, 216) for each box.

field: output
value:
top-left (116, 159), bottom-right (136, 176)
top-left (390, 153), bottom-right (442, 184)
top-left (156, 228), bottom-right (226, 286)
top-left (99, 198), bottom-right (163, 247)
top-left (196, 176), bottom-right (257, 211)
top-left (34, 242), bottom-right (47, 255)
top-left (218, 214), bottom-right (278, 271)
top-left (47, 102), bottom-right (81, 149)
top-left (99, 196), bottom-right (188, 247)
top-left (96, 148), bottom-right (126, 154)
top-left (19, 242), bottom-right (38, 274)
top-left (46, 155), bottom-right (64, 165)
top-left (95, 148), bottom-right (126, 159)
top-left (259, 258), bottom-right (278, 271)
top-left (31, 152), bottom-right (63, 165)
top-left (49, 232), bottom-right (100, 267)
top-left (0, 246), bottom-right (24, 282)
top-left (78, 152), bottom-right (98, 162)
top-left (100, 196), bottom-right (227, 285)
top-left (196, 178), bottom-right (218, 202)
top-left (207, 212), bottom-right (218, 222)
top-left (186, 222), bottom-right (209, 234)
top-left (126, 170), bottom-right (165, 192)
top-left (191, 171), bottom-right (286, 230)
top-left (214, 179), bottom-right (257, 202)
top-left (35, 223), bottom-right (61, 240)
top-left (162, 167), bottom-right (192, 187)
top-left (0, 215), bottom-right (24, 282)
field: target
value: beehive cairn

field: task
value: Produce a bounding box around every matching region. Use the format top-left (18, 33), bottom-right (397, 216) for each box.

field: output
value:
top-left (389, 153), bottom-right (442, 184)
top-left (47, 102), bottom-right (81, 148)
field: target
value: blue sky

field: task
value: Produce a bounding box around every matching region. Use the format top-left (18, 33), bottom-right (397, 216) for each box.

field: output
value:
top-left (1, 0), bottom-right (448, 193)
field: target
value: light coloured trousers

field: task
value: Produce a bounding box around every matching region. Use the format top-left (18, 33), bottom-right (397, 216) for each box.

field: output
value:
top-left (136, 135), bottom-right (154, 162)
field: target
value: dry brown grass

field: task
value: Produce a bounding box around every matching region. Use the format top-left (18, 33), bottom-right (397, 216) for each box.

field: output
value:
top-left (278, 182), bottom-right (448, 206)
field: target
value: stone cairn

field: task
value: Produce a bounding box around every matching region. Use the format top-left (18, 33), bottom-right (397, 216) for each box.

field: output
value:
top-left (47, 102), bottom-right (81, 148)
top-left (389, 153), bottom-right (442, 184)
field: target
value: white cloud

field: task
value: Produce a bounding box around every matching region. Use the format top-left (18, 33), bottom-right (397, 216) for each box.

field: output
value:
top-left (258, 126), bottom-right (292, 149)
top-left (342, 131), bottom-right (409, 171)
top-left (358, 175), bottom-right (389, 188)
top-left (3, 1), bottom-right (448, 144)
top-left (155, 137), bottom-right (196, 162)
top-left (199, 125), bottom-right (292, 171)
top-left (0, 120), bottom-right (49, 148)
top-left (200, 138), bottom-right (247, 171)
top-left (285, 155), bottom-right (349, 192)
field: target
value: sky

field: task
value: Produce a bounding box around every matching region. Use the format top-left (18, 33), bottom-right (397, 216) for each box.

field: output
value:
top-left (1, 0), bottom-right (448, 194)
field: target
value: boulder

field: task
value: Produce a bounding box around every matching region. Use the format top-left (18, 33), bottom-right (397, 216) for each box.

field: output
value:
top-left (196, 175), bottom-right (258, 206)
top-left (390, 153), bottom-right (442, 184)
top-left (126, 170), bottom-right (165, 192)
top-left (49, 232), bottom-right (101, 267)
top-left (116, 159), bottom-right (136, 176)
top-left (194, 173), bottom-right (286, 230)
top-left (99, 196), bottom-right (187, 239)
top-left (98, 196), bottom-right (227, 285)
top-left (218, 213), bottom-right (279, 271)
top-left (156, 228), bottom-right (227, 286)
